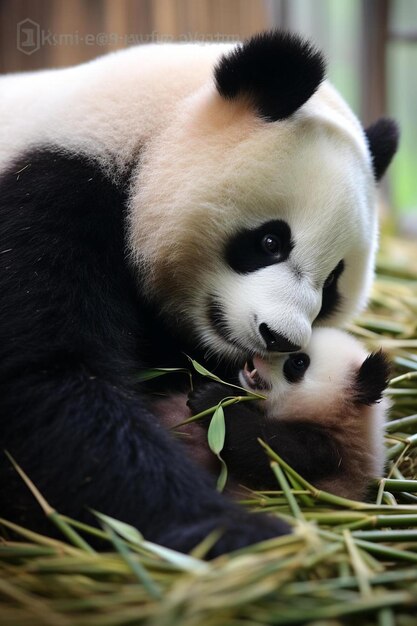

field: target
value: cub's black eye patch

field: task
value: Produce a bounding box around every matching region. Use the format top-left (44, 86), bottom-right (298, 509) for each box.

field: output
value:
top-left (284, 353), bottom-right (310, 383)
top-left (225, 220), bottom-right (293, 274)
top-left (316, 260), bottom-right (345, 321)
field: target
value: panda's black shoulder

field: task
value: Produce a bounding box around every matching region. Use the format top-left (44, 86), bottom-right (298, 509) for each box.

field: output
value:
top-left (0, 147), bottom-right (148, 378)
top-left (0, 147), bottom-right (129, 242)
top-left (0, 146), bottom-right (225, 385)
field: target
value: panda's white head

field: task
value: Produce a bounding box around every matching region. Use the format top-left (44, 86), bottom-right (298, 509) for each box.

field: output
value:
top-left (240, 327), bottom-right (390, 421)
top-left (239, 327), bottom-right (391, 483)
top-left (129, 32), bottom-right (398, 363)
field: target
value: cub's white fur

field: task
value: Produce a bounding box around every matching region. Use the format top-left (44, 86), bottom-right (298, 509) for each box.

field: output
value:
top-left (241, 328), bottom-right (389, 498)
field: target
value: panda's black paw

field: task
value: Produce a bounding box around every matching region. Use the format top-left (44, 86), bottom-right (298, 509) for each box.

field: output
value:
top-left (157, 511), bottom-right (290, 559)
top-left (187, 382), bottom-right (234, 423)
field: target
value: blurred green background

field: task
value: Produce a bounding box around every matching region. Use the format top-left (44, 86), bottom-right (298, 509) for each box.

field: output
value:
top-left (284, 0), bottom-right (417, 220)
top-left (1, 0), bottom-right (416, 223)
top-left (388, 0), bottom-right (417, 217)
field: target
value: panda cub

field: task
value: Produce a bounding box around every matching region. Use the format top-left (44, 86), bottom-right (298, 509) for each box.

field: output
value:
top-left (155, 328), bottom-right (390, 500)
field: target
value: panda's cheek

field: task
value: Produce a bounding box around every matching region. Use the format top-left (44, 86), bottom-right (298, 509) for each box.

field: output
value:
top-left (216, 267), bottom-right (317, 353)
top-left (240, 266), bottom-right (319, 320)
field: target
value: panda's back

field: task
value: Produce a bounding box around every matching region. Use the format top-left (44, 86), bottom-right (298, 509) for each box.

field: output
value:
top-left (0, 43), bottom-right (231, 172)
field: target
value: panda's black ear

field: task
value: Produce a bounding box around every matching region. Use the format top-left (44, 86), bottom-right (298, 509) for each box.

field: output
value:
top-left (214, 31), bottom-right (325, 122)
top-left (354, 351), bottom-right (390, 406)
top-left (364, 118), bottom-right (400, 181)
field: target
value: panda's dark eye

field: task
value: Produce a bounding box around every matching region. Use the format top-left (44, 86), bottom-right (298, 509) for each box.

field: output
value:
top-left (284, 353), bottom-right (310, 383)
top-left (225, 219), bottom-right (293, 274)
top-left (261, 234), bottom-right (282, 256)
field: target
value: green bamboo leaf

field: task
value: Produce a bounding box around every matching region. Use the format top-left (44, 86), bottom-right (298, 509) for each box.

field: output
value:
top-left (189, 358), bottom-right (224, 384)
top-left (135, 367), bottom-right (190, 382)
top-left (206, 404), bottom-right (229, 492)
top-left (92, 511), bottom-right (144, 544)
top-left (207, 404), bottom-right (226, 456)
top-left (216, 458), bottom-right (228, 492)
top-left (189, 357), bottom-right (266, 399)
top-left (93, 511), bottom-right (207, 572)
top-left (141, 540), bottom-right (209, 572)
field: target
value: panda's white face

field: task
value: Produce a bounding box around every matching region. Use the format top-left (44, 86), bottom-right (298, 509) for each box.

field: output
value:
top-left (129, 82), bottom-right (376, 362)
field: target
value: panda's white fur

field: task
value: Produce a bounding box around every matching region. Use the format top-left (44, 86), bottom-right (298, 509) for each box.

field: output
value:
top-left (0, 41), bottom-right (376, 362)
top-left (0, 44), bottom-right (228, 171)
top-left (0, 32), bottom-right (398, 553)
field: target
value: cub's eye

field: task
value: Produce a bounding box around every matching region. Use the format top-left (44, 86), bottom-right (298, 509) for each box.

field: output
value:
top-left (284, 353), bottom-right (310, 383)
top-left (261, 234), bottom-right (281, 256)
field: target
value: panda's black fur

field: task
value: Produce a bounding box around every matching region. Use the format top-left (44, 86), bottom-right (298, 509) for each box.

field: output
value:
top-left (214, 31), bottom-right (326, 121)
top-left (0, 147), bottom-right (289, 553)
top-left (0, 31), bottom-right (398, 556)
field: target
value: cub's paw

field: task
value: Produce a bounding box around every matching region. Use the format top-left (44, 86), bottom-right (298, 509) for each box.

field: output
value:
top-left (157, 511), bottom-right (290, 558)
top-left (187, 382), bottom-right (233, 422)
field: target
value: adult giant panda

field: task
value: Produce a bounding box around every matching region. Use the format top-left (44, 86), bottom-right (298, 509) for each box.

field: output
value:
top-left (0, 32), bottom-right (398, 556)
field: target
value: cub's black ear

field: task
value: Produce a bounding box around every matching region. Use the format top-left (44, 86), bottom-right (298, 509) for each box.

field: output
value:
top-left (354, 350), bottom-right (391, 406)
top-left (214, 30), bottom-right (325, 122)
top-left (364, 118), bottom-right (400, 181)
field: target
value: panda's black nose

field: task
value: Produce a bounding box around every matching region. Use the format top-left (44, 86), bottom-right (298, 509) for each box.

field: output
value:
top-left (259, 323), bottom-right (301, 353)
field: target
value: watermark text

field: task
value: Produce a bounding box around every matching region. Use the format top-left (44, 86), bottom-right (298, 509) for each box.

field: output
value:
top-left (17, 19), bottom-right (238, 55)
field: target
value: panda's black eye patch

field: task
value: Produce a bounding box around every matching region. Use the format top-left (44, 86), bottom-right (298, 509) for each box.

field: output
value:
top-left (225, 220), bottom-right (293, 274)
top-left (284, 353), bottom-right (310, 383)
top-left (316, 260), bottom-right (345, 321)
top-left (324, 270), bottom-right (336, 288)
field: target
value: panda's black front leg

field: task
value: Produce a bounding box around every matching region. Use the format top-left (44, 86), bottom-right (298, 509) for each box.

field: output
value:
top-left (188, 383), bottom-right (341, 490)
top-left (0, 148), bottom-right (289, 559)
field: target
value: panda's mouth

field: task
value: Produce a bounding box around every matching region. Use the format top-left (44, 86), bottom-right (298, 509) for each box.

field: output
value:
top-left (240, 360), bottom-right (271, 391)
